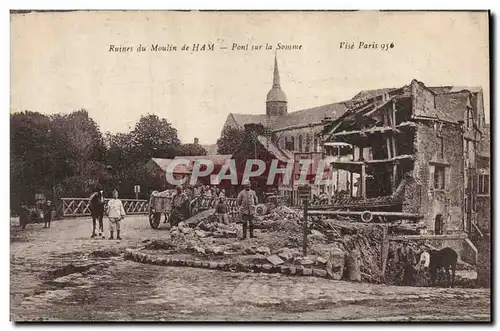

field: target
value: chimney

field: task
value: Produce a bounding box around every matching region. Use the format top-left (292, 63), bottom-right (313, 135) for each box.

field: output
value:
top-left (194, 137), bottom-right (199, 144)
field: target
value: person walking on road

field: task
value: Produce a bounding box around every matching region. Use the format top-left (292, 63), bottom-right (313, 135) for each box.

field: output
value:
top-left (237, 183), bottom-right (258, 239)
top-left (105, 189), bottom-right (126, 240)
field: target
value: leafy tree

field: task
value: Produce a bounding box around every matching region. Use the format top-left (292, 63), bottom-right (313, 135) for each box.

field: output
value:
top-left (10, 111), bottom-right (54, 207)
top-left (176, 143), bottom-right (207, 156)
top-left (129, 114), bottom-right (181, 160)
top-left (216, 126), bottom-right (245, 155)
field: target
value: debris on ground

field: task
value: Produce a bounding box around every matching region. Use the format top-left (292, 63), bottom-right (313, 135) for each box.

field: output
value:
top-left (256, 246), bottom-right (271, 255)
top-left (89, 247), bottom-right (125, 258)
top-left (144, 239), bottom-right (175, 250)
top-left (141, 205), bottom-right (478, 288)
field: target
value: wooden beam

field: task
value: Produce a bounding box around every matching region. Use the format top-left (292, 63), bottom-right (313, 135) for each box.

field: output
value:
top-left (307, 210), bottom-right (422, 218)
top-left (360, 164), bottom-right (366, 199)
top-left (381, 226), bottom-right (389, 275)
top-left (389, 233), bottom-right (468, 241)
top-left (392, 100), bottom-right (397, 127)
top-left (386, 137), bottom-right (392, 159)
top-left (391, 137), bottom-right (397, 157)
top-left (350, 172), bottom-right (354, 197)
top-left (392, 163), bottom-right (398, 192)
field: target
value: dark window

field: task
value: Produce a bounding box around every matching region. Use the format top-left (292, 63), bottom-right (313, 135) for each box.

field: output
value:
top-left (286, 136), bottom-right (295, 151)
top-left (435, 214), bottom-right (444, 235)
top-left (434, 165), bottom-right (445, 189)
top-left (305, 134), bottom-right (310, 152)
top-left (298, 135), bottom-right (303, 152)
top-left (478, 174), bottom-right (490, 194)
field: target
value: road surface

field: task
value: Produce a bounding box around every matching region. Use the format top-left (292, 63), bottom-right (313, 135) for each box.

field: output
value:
top-left (10, 215), bottom-right (491, 321)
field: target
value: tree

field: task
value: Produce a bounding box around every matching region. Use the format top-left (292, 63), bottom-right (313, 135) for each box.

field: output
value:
top-left (176, 143), bottom-right (207, 156)
top-left (10, 111), bottom-right (54, 207)
top-left (216, 126), bottom-right (245, 155)
top-left (129, 114), bottom-right (181, 160)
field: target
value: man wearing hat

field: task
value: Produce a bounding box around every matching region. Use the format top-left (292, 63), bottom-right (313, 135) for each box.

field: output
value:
top-left (105, 189), bottom-right (126, 240)
top-left (237, 182), bottom-right (258, 239)
top-left (43, 200), bottom-right (53, 228)
top-left (171, 185), bottom-right (188, 227)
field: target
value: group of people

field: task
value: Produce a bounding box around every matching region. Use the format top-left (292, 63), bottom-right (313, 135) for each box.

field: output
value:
top-left (29, 182), bottom-right (260, 241)
top-left (172, 183), bottom-right (259, 239)
top-left (18, 200), bottom-right (54, 230)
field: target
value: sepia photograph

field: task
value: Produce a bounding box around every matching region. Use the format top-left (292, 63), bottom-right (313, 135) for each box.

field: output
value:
top-left (9, 10), bottom-right (491, 322)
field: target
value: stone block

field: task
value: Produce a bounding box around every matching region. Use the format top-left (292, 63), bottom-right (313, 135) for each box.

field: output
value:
top-left (313, 268), bottom-right (327, 277)
top-left (303, 268), bottom-right (313, 276)
top-left (266, 255), bottom-right (285, 266)
top-left (256, 246), bottom-right (271, 255)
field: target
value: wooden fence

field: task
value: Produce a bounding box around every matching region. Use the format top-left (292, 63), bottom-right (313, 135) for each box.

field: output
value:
top-left (61, 198), bottom-right (149, 217)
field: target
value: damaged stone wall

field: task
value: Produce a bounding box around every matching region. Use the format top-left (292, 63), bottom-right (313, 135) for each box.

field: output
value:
top-left (412, 122), bottom-right (464, 234)
top-left (411, 80), bottom-right (436, 118)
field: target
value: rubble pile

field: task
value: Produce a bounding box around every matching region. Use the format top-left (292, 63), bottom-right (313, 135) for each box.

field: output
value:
top-left (254, 206), bottom-right (302, 233)
top-left (335, 223), bottom-right (385, 283)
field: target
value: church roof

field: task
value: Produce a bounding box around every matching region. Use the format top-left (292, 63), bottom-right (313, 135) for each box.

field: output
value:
top-left (229, 101), bottom-right (348, 131)
top-left (272, 102), bottom-right (348, 130)
top-left (230, 113), bottom-right (270, 128)
top-left (266, 88), bottom-right (288, 103)
top-left (256, 135), bottom-right (294, 162)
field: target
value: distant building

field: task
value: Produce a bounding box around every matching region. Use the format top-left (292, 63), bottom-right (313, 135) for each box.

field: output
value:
top-left (221, 55), bottom-right (347, 156)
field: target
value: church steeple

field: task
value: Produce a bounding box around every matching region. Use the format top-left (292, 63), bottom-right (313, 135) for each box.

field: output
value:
top-left (273, 54), bottom-right (281, 88)
top-left (266, 54), bottom-right (288, 117)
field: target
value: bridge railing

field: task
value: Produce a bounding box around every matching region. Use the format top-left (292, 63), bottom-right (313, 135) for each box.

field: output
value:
top-left (61, 198), bottom-right (149, 217)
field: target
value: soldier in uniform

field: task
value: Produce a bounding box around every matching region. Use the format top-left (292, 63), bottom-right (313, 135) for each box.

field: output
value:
top-left (170, 185), bottom-right (188, 227)
top-left (237, 182), bottom-right (258, 239)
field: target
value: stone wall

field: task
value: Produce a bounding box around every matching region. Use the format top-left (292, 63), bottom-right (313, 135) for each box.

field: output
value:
top-left (411, 80), bottom-right (436, 118)
top-left (476, 234), bottom-right (491, 287)
top-left (412, 122), bottom-right (464, 233)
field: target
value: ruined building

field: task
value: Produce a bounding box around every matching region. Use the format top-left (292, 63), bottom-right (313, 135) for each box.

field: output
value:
top-left (321, 80), bottom-right (489, 258)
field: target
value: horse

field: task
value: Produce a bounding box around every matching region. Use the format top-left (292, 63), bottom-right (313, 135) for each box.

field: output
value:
top-left (89, 190), bottom-right (105, 238)
top-left (428, 247), bottom-right (457, 288)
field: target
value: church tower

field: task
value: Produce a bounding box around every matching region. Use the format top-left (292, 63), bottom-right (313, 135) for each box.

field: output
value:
top-left (266, 55), bottom-right (288, 117)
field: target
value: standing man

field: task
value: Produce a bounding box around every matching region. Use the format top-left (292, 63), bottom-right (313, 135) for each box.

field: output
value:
top-left (43, 200), bottom-right (53, 228)
top-left (171, 185), bottom-right (188, 227)
top-left (237, 182), bottom-right (258, 239)
top-left (105, 189), bottom-right (126, 240)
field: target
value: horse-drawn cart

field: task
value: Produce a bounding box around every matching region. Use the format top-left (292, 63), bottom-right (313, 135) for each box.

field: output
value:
top-left (148, 190), bottom-right (192, 229)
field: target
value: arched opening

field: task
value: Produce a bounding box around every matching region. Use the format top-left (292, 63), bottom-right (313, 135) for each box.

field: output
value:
top-left (298, 135), bottom-right (303, 152)
top-left (435, 214), bottom-right (444, 235)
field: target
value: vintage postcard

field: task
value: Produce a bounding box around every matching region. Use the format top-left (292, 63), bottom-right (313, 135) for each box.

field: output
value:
top-left (10, 10), bottom-right (491, 322)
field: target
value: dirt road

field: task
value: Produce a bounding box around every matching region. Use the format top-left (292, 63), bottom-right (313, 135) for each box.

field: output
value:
top-left (10, 216), bottom-right (491, 322)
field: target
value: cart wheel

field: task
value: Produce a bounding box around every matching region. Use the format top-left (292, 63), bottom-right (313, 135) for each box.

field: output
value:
top-left (361, 210), bottom-right (373, 223)
top-left (149, 212), bottom-right (161, 229)
top-left (255, 204), bottom-right (268, 216)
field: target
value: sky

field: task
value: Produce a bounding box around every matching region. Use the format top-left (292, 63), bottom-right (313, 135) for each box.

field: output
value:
top-left (10, 11), bottom-right (490, 145)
